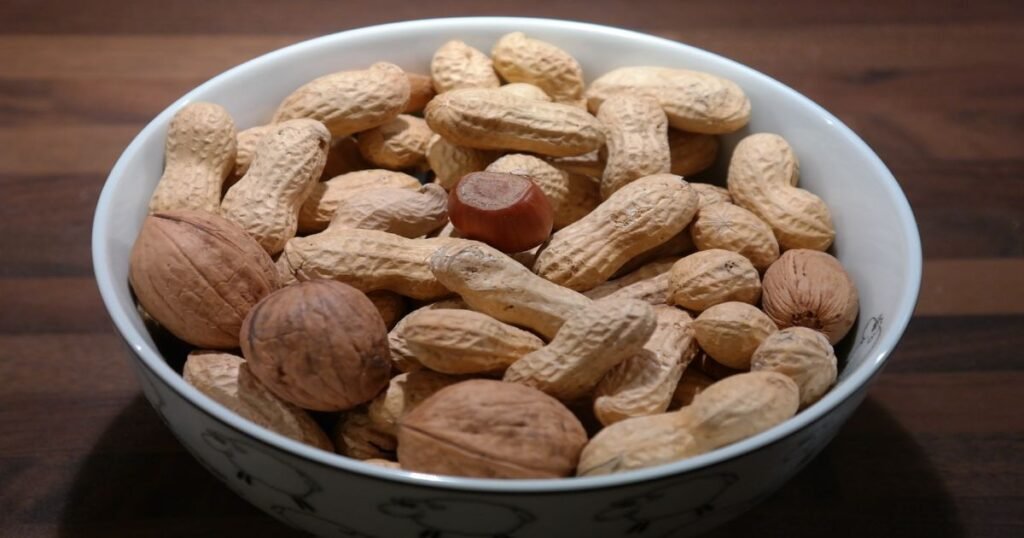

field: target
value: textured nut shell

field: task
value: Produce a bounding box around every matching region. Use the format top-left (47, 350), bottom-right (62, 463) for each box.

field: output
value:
top-left (425, 88), bottom-right (605, 157)
top-left (594, 305), bottom-right (698, 425)
top-left (598, 94), bottom-right (671, 198)
top-left (751, 327), bottom-right (837, 406)
top-left (298, 169), bottom-right (422, 233)
top-left (149, 102), bottom-right (236, 214)
top-left (430, 40), bottom-right (501, 93)
top-left (404, 73), bottom-right (436, 113)
top-left (426, 134), bottom-right (497, 190)
top-left (727, 133), bottom-right (835, 251)
top-left (328, 184), bottom-right (448, 238)
top-left (534, 174), bottom-right (699, 291)
top-left (586, 256), bottom-right (678, 304)
top-left (398, 379), bottom-right (587, 478)
top-left (546, 150), bottom-right (605, 178)
top-left (687, 371), bottom-right (800, 450)
top-left (503, 299), bottom-right (656, 401)
top-left (367, 370), bottom-right (464, 436)
top-left (691, 183), bottom-right (733, 208)
top-left (491, 32), bottom-right (585, 105)
top-left (279, 229), bottom-right (465, 300)
top-left (429, 241), bottom-right (592, 339)
top-left (669, 249), bottom-right (762, 311)
top-left (334, 409), bottom-right (396, 460)
top-left (357, 114), bottom-right (433, 169)
top-left (693, 302), bottom-right (777, 369)
top-left (232, 124), bottom-right (274, 178)
top-left (486, 154), bottom-right (600, 229)
top-left (220, 119), bottom-right (329, 254)
top-left (388, 299), bottom-right (467, 373)
top-left (366, 291), bottom-right (406, 330)
top-left (129, 210), bottom-right (281, 348)
top-left (240, 280), bottom-right (391, 411)
top-left (272, 62), bottom-right (410, 138)
top-left (183, 352), bottom-right (331, 450)
top-left (762, 249), bottom-right (859, 344)
top-left (399, 309), bottom-right (544, 374)
top-left (577, 411), bottom-right (697, 476)
top-left (497, 82), bottom-right (551, 101)
top-left (614, 228), bottom-right (696, 278)
top-left (586, 66), bottom-right (751, 134)
top-left (691, 202), bottom-right (780, 271)
top-left (669, 130), bottom-right (719, 176)
top-left (670, 367), bottom-right (715, 408)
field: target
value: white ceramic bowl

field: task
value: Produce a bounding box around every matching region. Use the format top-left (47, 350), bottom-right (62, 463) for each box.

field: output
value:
top-left (92, 17), bottom-right (921, 537)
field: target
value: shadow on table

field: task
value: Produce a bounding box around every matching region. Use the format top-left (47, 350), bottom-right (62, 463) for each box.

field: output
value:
top-left (59, 395), bottom-right (962, 537)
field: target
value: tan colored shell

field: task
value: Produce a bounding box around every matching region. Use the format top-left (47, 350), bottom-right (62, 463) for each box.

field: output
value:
top-left (594, 305), bottom-right (698, 425)
top-left (272, 62), bottom-right (410, 138)
top-left (586, 66), bottom-right (751, 134)
top-left (364, 458), bottom-right (401, 469)
top-left (404, 72), bottom-right (436, 113)
top-left (576, 410), bottom-right (697, 476)
top-left (691, 182), bottom-right (732, 207)
top-left (534, 174), bottom-right (699, 291)
top-left (388, 299), bottom-right (467, 372)
top-left (751, 327), bottom-right (837, 407)
top-left (398, 309), bottom-right (545, 374)
top-left (328, 184), bottom-right (448, 238)
top-left (366, 290), bottom-right (406, 330)
top-left (669, 130), bottom-right (719, 177)
top-left (232, 124), bottom-right (273, 178)
top-left (497, 82), bottom-right (551, 101)
top-left (240, 280), bottom-right (392, 411)
top-left (298, 169), bottom-right (422, 233)
top-left (367, 370), bottom-right (464, 436)
top-left (183, 351), bottom-right (332, 450)
top-left (585, 256), bottom-right (679, 305)
top-left (149, 102), bottom-right (236, 214)
top-left (334, 409), bottom-right (396, 461)
top-left (727, 133), bottom-right (835, 251)
top-left (597, 94), bottom-right (671, 198)
top-left (220, 119), bottom-right (329, 254)
top-left (129, 210), bottom-right (281, 349)
top-left (693, 302), bottom-right (777, 369)
top-left (278, 229), bottom-right (465, 300)
top-left (431, 40), bottom-right (501, 92)
top-left (425, 88), bottom-right (605, 157)
top-left (491, 32), bottom-right (585, 106)
top-left (321, 136), bottom-right (370, 179)
top-left (670, 367), bottom-right (715, 408)
top-left (429, 241), bottom-right (592, 339)
top-left (485, 153), bottom-right (600, 229)
top-left (691, 202), bottom-right (780, 270)
top-left (503, 299), bottom-right (656, 401)
top-left (426, 134), bottom-right (497, 190)
top-left (398, 379), bottom-right (587, 478)
top-left (357, 114), bottom-right (433, 169)
top-left (668, 249), bottom-right (761, 311)
top-left (546, 150), bottom-right (605, 177)
top-left (762, 249), bottom-right (859, 344)
top-left (688, 371), bottom-right (800, 449)
top-left (614, 228), bottom-right (696, 278)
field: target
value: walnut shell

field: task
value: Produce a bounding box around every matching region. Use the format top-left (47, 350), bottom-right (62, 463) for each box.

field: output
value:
top-left (397, 379), bottom-right (587, 478)
top-left (751, 327), bottom-right (837, 407)
top-left (762, 249), bottom-right (859, 344)
top-left (693, 301), bottom-right (777, 369)
top-left (668, 249), bottom-right (761, 311)
top-left (129, 210), bottom-right (281, 348)
top-left (240, 280), bottom-right (391, 411)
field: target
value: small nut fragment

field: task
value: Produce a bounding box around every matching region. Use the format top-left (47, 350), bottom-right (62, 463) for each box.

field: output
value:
top-left (398, 379), bottom-right (587, 478)
top-left (751, 327), bottom-right (837, 407)
top-left (762, 249), bottom-right (859, 344)
top-left (668, 249), bottom-right (761, 311)
top-left (240, 280), bottom-right (391, 411)
top-left (693, 302), bottom-right (777, 370)
top-left (398, 309), bottom-right (545, 374)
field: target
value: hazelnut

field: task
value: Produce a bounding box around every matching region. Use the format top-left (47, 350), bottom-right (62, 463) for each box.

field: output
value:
top-left (240, 280), bottom-right (391, 411)
top-left (762, 249), bottom-right (859, 344)
top-left (448, 171), bottom-right (554, 253)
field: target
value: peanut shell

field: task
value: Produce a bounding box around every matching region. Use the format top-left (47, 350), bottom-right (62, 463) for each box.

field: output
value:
top-left (751, 327), bottom-right (838, 407)
top-left (399, 309), bottom-right (545, 374)
top-left (430, 40), bottom-right (501, 93)
top-left (491, 32), bottom-right (585, 106)
top-left (693, 301), bottom-right (777, 370)
top-left (668, 249), bottom-right (761, 311)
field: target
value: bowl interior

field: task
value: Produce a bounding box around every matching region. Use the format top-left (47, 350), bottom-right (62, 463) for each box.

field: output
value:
top-left (92, 17), bottom-right (921, 491)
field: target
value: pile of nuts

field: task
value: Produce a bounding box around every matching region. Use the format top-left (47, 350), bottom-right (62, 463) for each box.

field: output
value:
top-left (130, 32), bottom-right (859, 479)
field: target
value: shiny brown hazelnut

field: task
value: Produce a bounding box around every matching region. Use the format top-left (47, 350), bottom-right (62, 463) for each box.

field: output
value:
top-left (448, 171), bottom-right (554, 253)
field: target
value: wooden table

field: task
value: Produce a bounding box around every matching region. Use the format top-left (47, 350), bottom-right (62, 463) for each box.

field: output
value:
top-left (1, 1), bottom-right (1021, 536)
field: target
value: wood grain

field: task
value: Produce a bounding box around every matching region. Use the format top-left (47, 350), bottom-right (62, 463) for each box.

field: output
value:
top-left (0, 1), bottom-right (1021, 537)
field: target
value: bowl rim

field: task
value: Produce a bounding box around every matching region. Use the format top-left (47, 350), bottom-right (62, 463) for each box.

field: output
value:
top-left (92, 16), bottom-right (922, 493)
